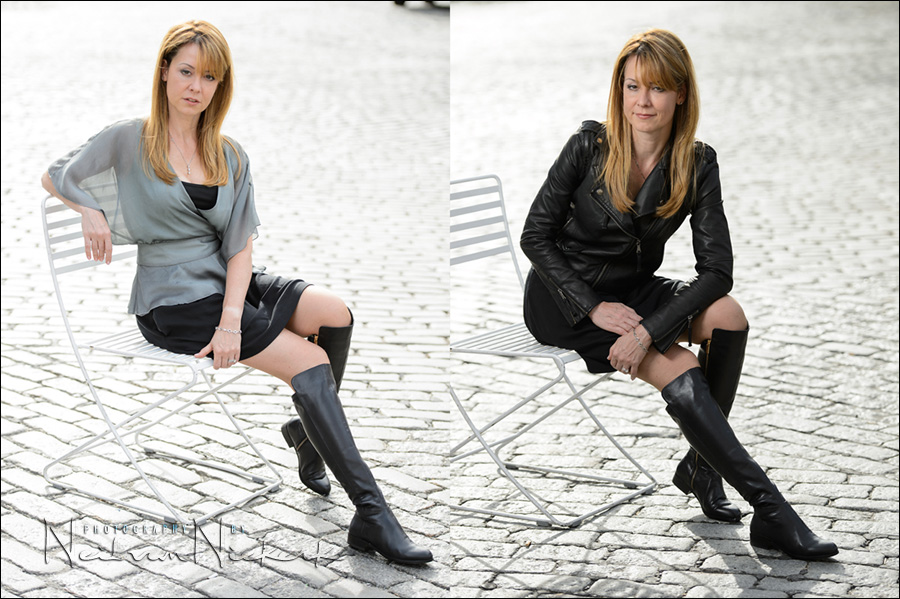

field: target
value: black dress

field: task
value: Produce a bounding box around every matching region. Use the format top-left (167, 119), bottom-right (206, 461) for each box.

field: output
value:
top-left (136, 182), bottom-right (310, 360)
top-left (523, 213), bottom-right (690, 374)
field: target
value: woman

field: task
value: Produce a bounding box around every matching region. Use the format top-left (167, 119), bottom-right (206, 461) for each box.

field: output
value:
top-left (41, 20), bottom-right (431, 565)
top-left (520, 29), bottom-right (837, 560)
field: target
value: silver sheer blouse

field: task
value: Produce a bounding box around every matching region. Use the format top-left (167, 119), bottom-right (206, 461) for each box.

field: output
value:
top-left (48, 118), bottom-right (260, 316)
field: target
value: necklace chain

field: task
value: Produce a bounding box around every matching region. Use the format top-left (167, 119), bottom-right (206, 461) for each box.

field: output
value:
top-left (632, 152), bottom-right (649, 181)
top-left (170, 136), bottom-right (197, 176)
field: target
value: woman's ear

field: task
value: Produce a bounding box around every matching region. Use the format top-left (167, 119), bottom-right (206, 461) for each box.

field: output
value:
top-left (677, 85), bottom-right (686, 105)
top-left (160, 60), bottom-right (169, 82)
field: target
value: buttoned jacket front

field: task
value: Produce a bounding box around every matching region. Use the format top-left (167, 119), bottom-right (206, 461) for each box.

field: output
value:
top-left (520, 120), bottom-right (734, 351)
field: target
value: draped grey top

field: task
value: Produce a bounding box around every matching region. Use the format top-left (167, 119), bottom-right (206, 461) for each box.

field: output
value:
top-left (48, 118), bottom-right (260, 316)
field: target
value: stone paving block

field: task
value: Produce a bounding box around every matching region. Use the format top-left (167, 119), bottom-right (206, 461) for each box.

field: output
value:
top-left (46, 568), bottom-right (133, 598)
top-left (606, 548), bottom-right (700, 570)
top-left (114, 572), bottom-right (204, 598)
top-left (254, 503), bottom-right (340, 537)
top-left (1, 537), bottom-right (71, 576)
top-left (3, 491), bottom-right (79, 526)
top-left (492, 572), bottom-right (592, 594)
top-left (1, 560), bottom-right (48, 595)
top-left (588, 579), bottom-right (687, 598)
top-left (193, 576), bottom-right (268, 598)
top-left (321, 577), bottom-right (399, 599)
top-left (684, 588), bottom-right (788, 598)
top-left (754, 576), bottom-right (852, 597)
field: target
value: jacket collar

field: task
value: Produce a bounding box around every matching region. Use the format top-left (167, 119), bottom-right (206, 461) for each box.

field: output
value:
top-left (632, 146), bottom-right (671, 218)
top-left (591, 141), bottom-right (671, 225)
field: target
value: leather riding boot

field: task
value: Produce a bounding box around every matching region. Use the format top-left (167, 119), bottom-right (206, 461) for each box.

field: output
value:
top-left (281, 313), bottom-right (354, 496)
top-left (290, 364), bottom-right (433, 565)
top-left (673, 327), bottom-right (748, 522)
top-left (662, 368), bottom-right (838, 560)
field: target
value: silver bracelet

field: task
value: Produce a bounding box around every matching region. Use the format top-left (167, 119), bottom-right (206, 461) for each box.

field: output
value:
top-left (633, 328), bottom-right (649, 353)
top-left (215, 326), bottom-right (242, 335)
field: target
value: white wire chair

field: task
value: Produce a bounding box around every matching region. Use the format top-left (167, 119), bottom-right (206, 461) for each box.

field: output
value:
top-left (40, 195), bottom-right (282, 526)
top-left (449, 174), bottom-right (657, 528)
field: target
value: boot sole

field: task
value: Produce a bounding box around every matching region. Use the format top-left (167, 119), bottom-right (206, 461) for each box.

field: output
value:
top-left (750, 533), bottom-right (839, 560)
top-left (348, 533), bottom-right (433, 565)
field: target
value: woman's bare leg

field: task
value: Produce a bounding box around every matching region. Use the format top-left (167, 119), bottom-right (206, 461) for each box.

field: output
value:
top-left (286, 286), bottom-right (352, 338)
top-left (679, 295), bottom-right (748, 346)
top-left (240, 329), bottom-right (327, 386)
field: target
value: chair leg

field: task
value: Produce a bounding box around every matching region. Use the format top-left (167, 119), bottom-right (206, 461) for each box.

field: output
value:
top-left (45, 365), bottom-right (281, 526)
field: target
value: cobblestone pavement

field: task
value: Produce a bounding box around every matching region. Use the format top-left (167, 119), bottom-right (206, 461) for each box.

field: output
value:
top-left (2, 1), bottom-right (449, 597)
top-left (449, 1), bottom-right (899, 597)
top-left (3, 1), bottom-right (899, 598)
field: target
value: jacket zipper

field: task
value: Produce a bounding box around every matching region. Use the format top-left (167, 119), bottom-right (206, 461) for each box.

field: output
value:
top-left (592, 192), bottom-right (645, 271)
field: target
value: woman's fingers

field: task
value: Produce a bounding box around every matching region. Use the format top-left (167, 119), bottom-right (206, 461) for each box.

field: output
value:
top-left (82, 210), bottom-right (113, 263)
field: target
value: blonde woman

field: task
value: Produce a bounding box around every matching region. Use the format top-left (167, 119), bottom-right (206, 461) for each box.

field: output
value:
top-left (520, 29), bottom-right (836, 560)
top-left (41, 20), bottom-right (431, 565)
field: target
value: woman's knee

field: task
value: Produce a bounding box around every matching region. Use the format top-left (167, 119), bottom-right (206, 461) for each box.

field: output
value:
top-left (715, 295), bottom-right (748, 330)
top-left (292, 287), bottom-right (352, 335)
top-left (701, 295), bottom-right (748, 334)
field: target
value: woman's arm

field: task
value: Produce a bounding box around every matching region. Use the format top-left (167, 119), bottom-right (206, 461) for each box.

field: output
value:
top-left (194, 235), bottom-right (253, 369)
top-left (639, 147), bottom-right (734, 350)
top-left (41, 170), bottom-right (113, 264)
top-left (520, 125), bottom-right (612, 325)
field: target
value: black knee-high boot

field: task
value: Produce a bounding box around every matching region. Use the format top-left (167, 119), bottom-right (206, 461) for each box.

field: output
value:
top-left (291, 364), bottom-right (433, 565)
top-left (672, 327), bottom-right (748, 522)
top-left (281, 314), bottom-right (354, 496)
top-left (662, 368), bottom-right (838, 560)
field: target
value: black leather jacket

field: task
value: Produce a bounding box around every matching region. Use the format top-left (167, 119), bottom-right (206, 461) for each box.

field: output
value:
top-left (520, 121), bottom-right (733, 352)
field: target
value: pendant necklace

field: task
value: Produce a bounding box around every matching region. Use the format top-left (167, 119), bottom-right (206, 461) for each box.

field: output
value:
top-left (170, 136), bottom-right (197, 176)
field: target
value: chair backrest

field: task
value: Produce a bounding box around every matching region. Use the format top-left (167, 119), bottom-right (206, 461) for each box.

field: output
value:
top-left (41, 196), bottom-right (138, 358)
top-left (450, 174), bottom-right (525, 290)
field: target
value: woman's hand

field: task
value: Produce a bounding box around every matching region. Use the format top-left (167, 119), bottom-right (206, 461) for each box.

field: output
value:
top-left (81, 207), bottom-right (113, 264)
top-left (589, 302), bottom-right (642, 335)
top-left (195, 326), bottom-right (242, 369)
top-left (608, 325), bottom-right (652, 381)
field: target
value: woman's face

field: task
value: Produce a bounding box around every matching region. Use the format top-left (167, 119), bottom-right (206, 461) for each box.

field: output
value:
top-left (622, 55), bottom-right (684, 139)
top-left (161, 43), bottom-right (219, 121)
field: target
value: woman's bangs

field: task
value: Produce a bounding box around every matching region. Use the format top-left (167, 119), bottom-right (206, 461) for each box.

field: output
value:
top-left (196, 38), bottom-right (229, 81)
top-left (634, 52), bottom-right (679, 92)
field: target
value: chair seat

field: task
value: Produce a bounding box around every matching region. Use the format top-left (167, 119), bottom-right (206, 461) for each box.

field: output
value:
top-left (84, 328), bottom-right (213, 370)
top-left (452, 322), bottom-right (582, 364)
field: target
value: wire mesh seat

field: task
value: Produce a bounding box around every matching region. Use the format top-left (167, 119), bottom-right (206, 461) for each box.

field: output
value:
top-left (40, 195), bottom-right (282, 526)
top-left (449, 174), bottom-right (657, 528)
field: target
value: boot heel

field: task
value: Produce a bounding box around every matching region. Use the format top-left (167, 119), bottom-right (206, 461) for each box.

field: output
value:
top-left (280, 421), bottom-right (295, 449)
top-left (348, 532), bottom-right (374, 553)
top-left (749, 532), bottom-right (778, 550)
top-left (672, 468), bottom-right (692, 495)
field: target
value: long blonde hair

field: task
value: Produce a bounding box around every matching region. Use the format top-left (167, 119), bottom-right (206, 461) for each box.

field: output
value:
top-left (602, 29), bottom-right (701, 218)
top-left (142, 20), bottom-right (238, 186)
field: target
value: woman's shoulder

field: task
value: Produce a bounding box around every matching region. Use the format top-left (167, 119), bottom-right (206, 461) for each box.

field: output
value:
top-left (87, 117), bottom-right (145, 143)
top-left (222, 134), bottom-right (249, 165)
top-left (576, 120), bottom-right (605, 141)
top-left (693, 139), bottom-right (717, 164)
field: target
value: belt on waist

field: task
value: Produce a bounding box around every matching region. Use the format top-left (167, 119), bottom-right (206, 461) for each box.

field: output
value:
top-left (136, 236), bottom-right (220, 267)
